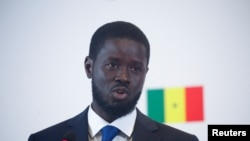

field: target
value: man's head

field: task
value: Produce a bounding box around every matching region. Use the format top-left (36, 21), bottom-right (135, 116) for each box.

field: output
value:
top-left (88, 21), bottom-right (150, 65)
top-left (84, 21), bottom-right (150, 122)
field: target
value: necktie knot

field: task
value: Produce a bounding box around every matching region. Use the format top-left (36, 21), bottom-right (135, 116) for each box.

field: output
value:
top-left (101, 125), bottom-right (120, 141)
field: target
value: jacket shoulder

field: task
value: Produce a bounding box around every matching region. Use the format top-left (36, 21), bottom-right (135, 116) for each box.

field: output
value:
top-left (28, 108), bottom-right (89, 141)
top-left (135, 109), bottom-right (199, 141)
top-left (28, 118), bottom-right (72, 141)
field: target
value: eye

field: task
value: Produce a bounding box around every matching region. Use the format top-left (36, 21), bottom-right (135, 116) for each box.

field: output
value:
top-left (105, 62), bottom-right (118, 70)
top-left (130, 65), bottom-right (143, 72)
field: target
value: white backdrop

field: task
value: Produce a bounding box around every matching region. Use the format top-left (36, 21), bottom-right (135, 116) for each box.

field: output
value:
top-left (1, 0), bottom-right (250, 141)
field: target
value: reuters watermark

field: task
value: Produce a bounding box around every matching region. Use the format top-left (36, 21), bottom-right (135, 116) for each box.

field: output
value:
top-left (208, 125), bottom-right (250, 141)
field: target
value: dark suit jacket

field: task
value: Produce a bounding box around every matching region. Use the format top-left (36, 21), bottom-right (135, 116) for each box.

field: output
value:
top-left (28, 107), bottom-right (199, 141)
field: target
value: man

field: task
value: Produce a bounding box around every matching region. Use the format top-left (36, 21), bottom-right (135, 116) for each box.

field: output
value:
top-left (28, 21), bottom-right (199, 141)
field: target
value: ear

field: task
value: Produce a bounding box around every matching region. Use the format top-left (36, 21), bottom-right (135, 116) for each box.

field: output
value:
top-left (84, 56), bottom-right (93, 79)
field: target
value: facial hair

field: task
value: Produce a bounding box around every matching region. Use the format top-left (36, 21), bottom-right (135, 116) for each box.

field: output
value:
top-left (92, 80), bottom-right (141, 119)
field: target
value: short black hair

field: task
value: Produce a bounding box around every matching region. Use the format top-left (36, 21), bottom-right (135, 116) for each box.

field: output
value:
top-left (89, 21), bottom-right (150, 65)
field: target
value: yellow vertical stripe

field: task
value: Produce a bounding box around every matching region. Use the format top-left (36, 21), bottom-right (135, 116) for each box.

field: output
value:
top-left (164, 87), bottom-right (186, 123)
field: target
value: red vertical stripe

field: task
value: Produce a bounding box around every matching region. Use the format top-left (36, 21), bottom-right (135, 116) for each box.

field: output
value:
top-left (186, 86), bottom-right (203, 121)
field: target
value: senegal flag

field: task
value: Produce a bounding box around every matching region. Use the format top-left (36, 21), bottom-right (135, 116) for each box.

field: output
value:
top-left (147, 86), bottom-right (203, 123)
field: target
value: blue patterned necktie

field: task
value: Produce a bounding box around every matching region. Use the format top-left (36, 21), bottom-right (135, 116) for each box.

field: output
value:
top-left (101, 125), bottom-right (120, 141)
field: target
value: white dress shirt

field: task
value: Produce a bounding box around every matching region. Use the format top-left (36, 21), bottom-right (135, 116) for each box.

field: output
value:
top-left (88, 105), bottom-right (136, 141)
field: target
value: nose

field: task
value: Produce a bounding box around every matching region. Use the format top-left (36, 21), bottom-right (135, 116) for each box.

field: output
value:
top-left (115, 66), bottom-right (130, 84)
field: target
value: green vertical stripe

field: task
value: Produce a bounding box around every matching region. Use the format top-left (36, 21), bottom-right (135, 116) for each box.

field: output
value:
top-left (147, 89), bottom-right (164, 123)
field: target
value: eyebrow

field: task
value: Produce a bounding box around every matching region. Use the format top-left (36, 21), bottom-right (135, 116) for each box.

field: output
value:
top-left (107, 57), bottom-right (145, 66)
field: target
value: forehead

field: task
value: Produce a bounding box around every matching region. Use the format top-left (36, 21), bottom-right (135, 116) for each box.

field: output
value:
top-left (97, 38), bottom-right (147, 63)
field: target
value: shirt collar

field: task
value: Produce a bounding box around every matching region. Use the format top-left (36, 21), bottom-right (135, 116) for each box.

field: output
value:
top-left (88, 105), bottom-right (137, 137)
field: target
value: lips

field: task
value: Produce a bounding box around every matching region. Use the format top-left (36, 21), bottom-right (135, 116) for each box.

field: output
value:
top-left (112, 86), bottom-right (129, 100)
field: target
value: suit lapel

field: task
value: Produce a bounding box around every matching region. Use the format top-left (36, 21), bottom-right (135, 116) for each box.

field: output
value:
top-left (132, 109), bottom-right (162, 141)
top-left (67, 107), bottom-right (90, 141)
